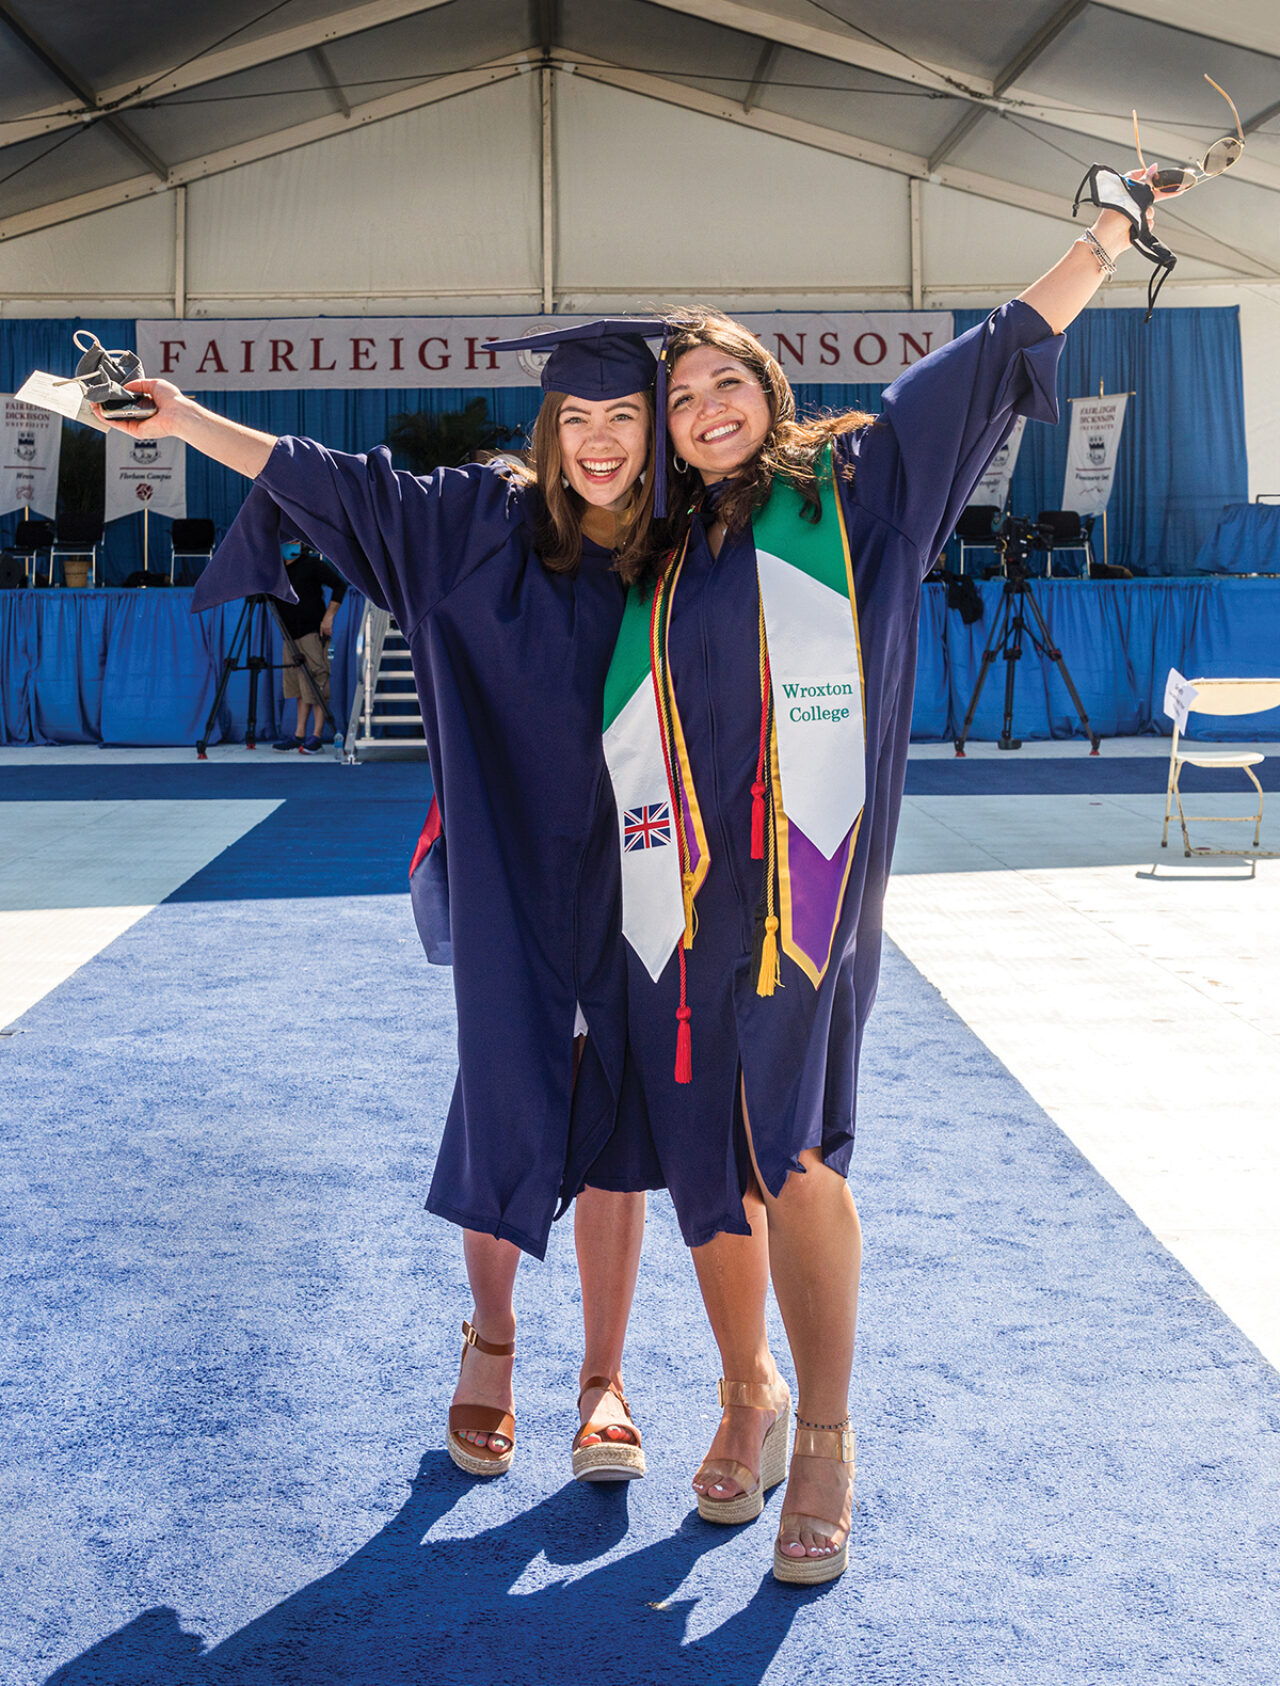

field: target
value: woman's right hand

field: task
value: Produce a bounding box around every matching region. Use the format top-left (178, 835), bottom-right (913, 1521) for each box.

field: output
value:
top-left (92, 378), bottom-right (190, 438)
top-left (93, 380), bottom-right (278, 478)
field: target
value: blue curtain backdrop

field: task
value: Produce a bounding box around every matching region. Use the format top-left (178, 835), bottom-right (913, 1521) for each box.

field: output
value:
top-left (5, 579), bottom-right (1278, 747)
top-left (0, 307), bottom-right (1246, 584)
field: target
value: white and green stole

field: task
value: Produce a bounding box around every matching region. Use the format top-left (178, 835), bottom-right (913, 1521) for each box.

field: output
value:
top-left (602, 444), bottom-right (866, 1001)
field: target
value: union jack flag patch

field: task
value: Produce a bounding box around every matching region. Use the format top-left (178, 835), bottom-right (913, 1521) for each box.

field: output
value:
top-left (623, 802), bottom-right (671, 851)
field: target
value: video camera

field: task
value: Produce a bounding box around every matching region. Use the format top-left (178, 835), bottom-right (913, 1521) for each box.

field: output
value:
top-left (997, 515), bottom-right (1039, 578)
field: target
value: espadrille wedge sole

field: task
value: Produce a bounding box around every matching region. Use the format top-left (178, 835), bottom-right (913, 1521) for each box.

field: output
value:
top-left (571, 1376), bottom-right (645, 1482)
top-left (446, 1319), bottom-right (515, 1478)
top-left (772, 1423), bottom-right (856, 1586)
top-left (694, 1375), bottom-right (791, 1525)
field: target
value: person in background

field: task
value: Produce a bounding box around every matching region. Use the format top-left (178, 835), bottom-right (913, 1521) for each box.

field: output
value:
top-left (273, 540), bottom-right (346, 754)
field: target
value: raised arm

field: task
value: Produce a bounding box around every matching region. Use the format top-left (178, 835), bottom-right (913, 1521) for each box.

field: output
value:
top-left (96, 380), bottom-right (527, 630)
top-left (1018, 164), bottom-right (1182, 334)
top-left (95, 378), bottom-right (276, 477)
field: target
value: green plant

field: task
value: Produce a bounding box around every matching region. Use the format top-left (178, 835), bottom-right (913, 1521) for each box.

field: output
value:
top-left (383, 399), bottom-right (516, 473)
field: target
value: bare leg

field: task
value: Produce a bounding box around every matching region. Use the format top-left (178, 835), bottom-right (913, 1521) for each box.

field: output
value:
top-left (451, 1228), bottom-right (519, 1453)
top-left (688, 1177), bottom-right (785, 1498)
top-left (574, 1185), bottom-right (646, 1443)
top-left (751, 1132), bottom-right (862, 1562)
top-left (294, 696), bottom-right (308, 740)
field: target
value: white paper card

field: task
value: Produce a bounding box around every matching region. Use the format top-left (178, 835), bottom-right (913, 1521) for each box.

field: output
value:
top-left (14, 370), bottom-right (110, 434)
top-left (1163, 668), bottom-right (1198, 734)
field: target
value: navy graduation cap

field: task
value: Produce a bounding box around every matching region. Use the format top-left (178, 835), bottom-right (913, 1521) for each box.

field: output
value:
top-left (487, 316), bottom-right (673, 507)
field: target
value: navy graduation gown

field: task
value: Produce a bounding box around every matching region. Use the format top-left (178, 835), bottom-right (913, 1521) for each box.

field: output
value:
top-left (611, 301), bottom-right (1065, 1246)
top-left (192, 441), bottom-right (628, 1258)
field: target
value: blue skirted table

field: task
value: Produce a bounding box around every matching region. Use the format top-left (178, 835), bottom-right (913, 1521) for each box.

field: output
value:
top-left (1, 578), bottom-right (1278, 746)
top-left (0, 588), bottom-right (362, 748)
top-left (914, 576), bottom-right (1280, 742)
top-left (1193, 504), bottom-right (1280, 575)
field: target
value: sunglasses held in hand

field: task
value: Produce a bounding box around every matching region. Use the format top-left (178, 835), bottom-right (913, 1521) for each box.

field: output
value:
top-left (1074, 76), bottom-right (1244, 321)
top-left (1132, 75), bottom-right (1244, 194)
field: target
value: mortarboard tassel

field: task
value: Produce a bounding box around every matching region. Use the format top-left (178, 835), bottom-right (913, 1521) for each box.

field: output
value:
top-left (653, 340), bottom-right (670, 516)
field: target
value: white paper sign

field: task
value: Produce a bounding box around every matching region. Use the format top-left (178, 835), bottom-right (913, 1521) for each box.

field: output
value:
top-left (1062, 394), bottom-right (1129, 516)
top-left (105, 431), bottom-right (186, 524)
top-left (14, 369), bottom-right (110, 433)
top-left (0, 396), bottom-right (62, 518)
top-left (136, 312), bottom-right (954, 392)
top-left (1162, 667), bottom-right (1199, 734)
top-left (967, 415), bottom-right (1027, 510)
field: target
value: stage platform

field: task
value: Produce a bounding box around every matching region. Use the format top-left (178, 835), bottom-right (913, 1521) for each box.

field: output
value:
top-left (2, 577), bottom-right (1278, 747)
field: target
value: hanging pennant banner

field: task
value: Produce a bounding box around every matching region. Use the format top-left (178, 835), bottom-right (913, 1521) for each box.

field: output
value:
top-left (1062, 394), bottom-right (1129, 516)
top-left (967, 415), bottom-right (1026, 511)
top-left (0, 396), bottom-right (62, 518)
top-left (104, 431), bottom-right (186, 523)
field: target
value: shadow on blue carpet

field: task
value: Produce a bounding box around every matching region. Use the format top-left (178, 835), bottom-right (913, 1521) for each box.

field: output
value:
top-left (45, 1463), bottom-right (813, 1686)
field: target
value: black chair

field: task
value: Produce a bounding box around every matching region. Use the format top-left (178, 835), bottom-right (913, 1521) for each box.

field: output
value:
top-left (1035, 510), bottom-right (1095, 577)
top-left (49, 513), bottom-right (104, 586)
top-left (953, 505), bottom-right (1003, 575)
top-left (11, 517), bottom-right (55, 585)
top-left (169, 518), bottom-right (216, 584)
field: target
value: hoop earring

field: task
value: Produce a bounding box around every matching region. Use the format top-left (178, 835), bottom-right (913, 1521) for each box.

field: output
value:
top-left (672, 454), bottom-right (689, 474)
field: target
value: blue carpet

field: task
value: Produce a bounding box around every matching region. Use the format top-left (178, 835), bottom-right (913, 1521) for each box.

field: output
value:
top-left (1, 781), bottom-right (1278, 1684)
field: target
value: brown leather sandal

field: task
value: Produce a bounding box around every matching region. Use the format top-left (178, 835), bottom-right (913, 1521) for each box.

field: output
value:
top-left (772, 1421), bottom-right (856, 1585)
top-left (446, 1320), bottom-right (516, 1478)
top-left (571, 1376), bottom-right (646, 1482)
top-left (694, 1375), bottom-right (791, 1524)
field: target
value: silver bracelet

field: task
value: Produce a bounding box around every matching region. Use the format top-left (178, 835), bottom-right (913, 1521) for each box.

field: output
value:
top-left (1078, 228), bottom-right (1117, 281)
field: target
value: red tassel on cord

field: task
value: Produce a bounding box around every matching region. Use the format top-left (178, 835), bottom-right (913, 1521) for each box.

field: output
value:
top-left (673, 944), bottom-right (693, 1083)
top-left (674, 1006), bottom-right (693, 1083)
top-left (750, 781), bottom-right (766, 860)
top-left (750, 645), bottom-right (771, 861)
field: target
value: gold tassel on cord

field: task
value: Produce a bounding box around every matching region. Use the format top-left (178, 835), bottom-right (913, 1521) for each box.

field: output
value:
top-left (756, 915), bottom-right (780, 997)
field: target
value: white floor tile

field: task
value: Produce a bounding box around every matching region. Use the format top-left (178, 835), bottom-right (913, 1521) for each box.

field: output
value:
top-left (887, 792), bottom-right (1280, 1370)
top-left (0, 800), bottom-right (279, 1029)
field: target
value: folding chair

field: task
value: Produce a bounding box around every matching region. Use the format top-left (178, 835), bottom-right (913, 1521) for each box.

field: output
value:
top-left (169, 518), bottom-right (216, 584)
top-left (1162, 676), bottom-right (1280, 857)
top-left (11, 517), bottom-right (54, 585)
top-left (953, 505), bottom-right (1002, 575)
top-left (49, 513), bottom-right (104, 586)
top-left (1035, 510), bottom-right (1095, 578)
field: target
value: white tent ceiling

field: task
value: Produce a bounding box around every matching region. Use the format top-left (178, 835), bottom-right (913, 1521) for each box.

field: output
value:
top-left (0, 0), bottom-right (1276, 317)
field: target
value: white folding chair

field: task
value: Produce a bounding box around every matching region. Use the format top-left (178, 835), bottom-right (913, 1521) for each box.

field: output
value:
top-left (1162, 677), bottom-right (1280, 857)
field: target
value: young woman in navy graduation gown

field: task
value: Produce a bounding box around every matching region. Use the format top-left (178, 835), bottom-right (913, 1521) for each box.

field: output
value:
top-left (97, 323), bottom-right (671, 1484)
top-left (600, 173), bottom-right (1184, 1581)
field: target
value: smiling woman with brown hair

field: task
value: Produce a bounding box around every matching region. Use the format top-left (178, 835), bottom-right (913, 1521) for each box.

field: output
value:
top-left (600, 167), bottom-right (1188, 1583)
top-left (92, 320), bottom-right (672, 1487)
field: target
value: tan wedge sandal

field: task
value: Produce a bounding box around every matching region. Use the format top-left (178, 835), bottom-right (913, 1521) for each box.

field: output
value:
top-left (571, 1376), bottom-right (646, 1482)
top-left (446, 1320), bottom-right (516, 1478)
top-left (694, 1376), bottom-right (791, 1525)
top-left (772, 1419), bottom-right (856, 1585)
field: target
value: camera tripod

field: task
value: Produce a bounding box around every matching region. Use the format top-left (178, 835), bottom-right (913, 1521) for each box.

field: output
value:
top-left (953, 562), bottom-right (1100, 757)
top-left (196, 594), bottom-right (338, 759)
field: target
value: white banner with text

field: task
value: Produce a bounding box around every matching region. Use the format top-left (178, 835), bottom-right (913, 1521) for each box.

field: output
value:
top-left (0, 396), bottom-right (62, 519)
top-left (967, 415), bottom-right (1027, 511)
top-left (136, 313), bottom-right (955, 393)
top-left (105, 431), bottom-right (187, 524)
top-left (1062, 395), bottom-right (1129, 516)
